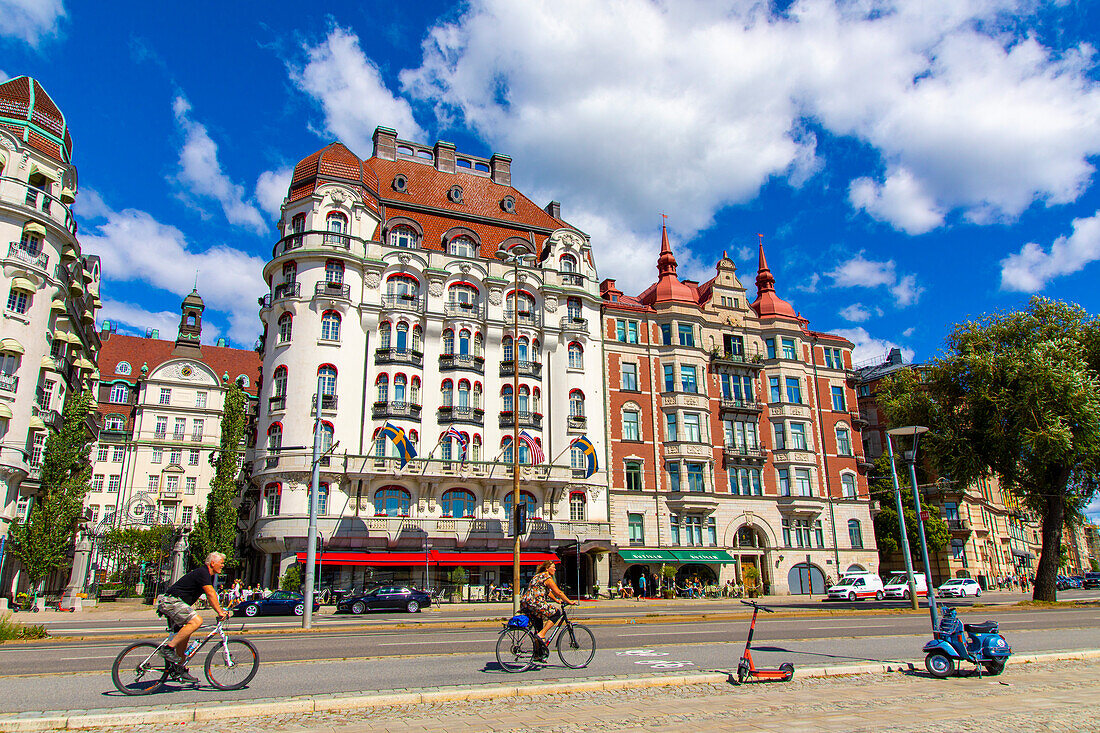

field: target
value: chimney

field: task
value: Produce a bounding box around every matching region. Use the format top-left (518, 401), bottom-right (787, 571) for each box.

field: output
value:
top-left (372, 127), bottom-right (398, 161)
top-left (434, 141), bottom-right (456, 173)
top-left (544, 200), bottom-right (561, 219)
top-left (146, 328), bottom-right (159, 339)
top-left (887, 347), bottom-right (903, 365)
top-left (216, 337), bottom-right (228, 348)
top-left (490, 153), bottom-right (511, 185)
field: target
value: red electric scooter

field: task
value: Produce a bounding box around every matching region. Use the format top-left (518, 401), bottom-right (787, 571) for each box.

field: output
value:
top-left (734, 600), bottom-right (795, 683)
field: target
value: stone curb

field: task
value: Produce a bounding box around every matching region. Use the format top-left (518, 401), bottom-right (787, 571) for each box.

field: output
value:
top-left (1, 649), bottom-right (1096, 732)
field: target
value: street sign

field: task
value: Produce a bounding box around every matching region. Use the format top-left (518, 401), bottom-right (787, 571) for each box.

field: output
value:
top-left (919, 511), bottom-right (928, 520)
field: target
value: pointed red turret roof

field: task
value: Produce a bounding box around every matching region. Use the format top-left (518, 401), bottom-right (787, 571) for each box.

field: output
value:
top-left (750, 235), bottom-right (799, 320)
top-left (639, 222), bottom-right (697, 305)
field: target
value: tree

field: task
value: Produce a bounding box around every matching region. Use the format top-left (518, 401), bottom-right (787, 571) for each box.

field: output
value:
top-left (9, 391), bottom-right (95, 593)
top-left (866, 454), bottom-right (949, 558)
top-left (877, 297), bottom-right (1100, 601)
top-left (279, 565), bottom-right (301, 592)
top-left (189, 380), bottom-right (248, 567)
top-left (99, 525), bottom-right (175, 585)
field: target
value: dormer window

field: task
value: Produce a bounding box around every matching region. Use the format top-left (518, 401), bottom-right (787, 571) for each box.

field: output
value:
top-left (389, 225), bottom-right (419, 249)
top-left (392, 174), bottom-right (408, 193)
top-left (448, 236), bottom-right (477, 258)
top-left (448, 185), bottom-right (464, 204)
top-left (501, 196), bottom-right (516, 213)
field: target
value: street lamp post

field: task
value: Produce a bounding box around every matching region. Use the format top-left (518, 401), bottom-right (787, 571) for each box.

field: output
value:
top-left (888, 425), bottom-right (938, 628)
top-left (302, 380), bottom-right (324, 629)
top-left (885, 433), bottom-right (920, 610)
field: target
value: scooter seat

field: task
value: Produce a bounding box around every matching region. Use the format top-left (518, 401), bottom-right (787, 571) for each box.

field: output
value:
top-left (964, 621), bottom-right (998, 634)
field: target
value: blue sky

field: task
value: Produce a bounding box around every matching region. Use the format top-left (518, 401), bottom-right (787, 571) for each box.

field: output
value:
top-left (3, 1), bottom-right (1099, 518)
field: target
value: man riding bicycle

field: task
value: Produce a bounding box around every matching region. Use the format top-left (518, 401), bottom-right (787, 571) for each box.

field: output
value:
top-left (156, 551), bottom-right (230, 682)
top-left (520, 560), bottom-right (576, 661)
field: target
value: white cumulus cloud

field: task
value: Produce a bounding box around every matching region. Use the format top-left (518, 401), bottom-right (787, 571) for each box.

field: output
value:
top-left (0, 0), bottom-right (64, 46)
top-left (79, 190), bottom-right (266, 346)
top-left (1000, 209), bottom-right (1100, 292)
top-left (849, 167), bottom-right (944, 234)
top-left (172, 96), bottom-right (267, 234)
top-left (255, 167), bottom-right (293, 221)
top-left (828, 252), bottom-right (923, 307)
top-left (100, 299), bottom-right (212, 343)
top-left (289, 25), bottom-right (423, 158)
top-left (839, 303), bottom-right (872, 323)
top-left (832, 327), bottom-right (916, 366)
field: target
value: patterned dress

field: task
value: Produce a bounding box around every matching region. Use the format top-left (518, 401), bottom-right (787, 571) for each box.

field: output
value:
top-left (521, 571), bottom-right (555, 621)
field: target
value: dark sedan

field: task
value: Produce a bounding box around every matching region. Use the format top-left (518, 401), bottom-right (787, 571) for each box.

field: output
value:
top-left (234, 590), bottom-right (321, 617)
top-left (336, 585), bottom-right (431, 614)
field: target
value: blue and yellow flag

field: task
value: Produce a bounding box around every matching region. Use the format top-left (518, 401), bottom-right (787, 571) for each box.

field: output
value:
top-left (379, 422), bottom-right (417, 467)
top-left (570, 436), bottom-right (598, 479)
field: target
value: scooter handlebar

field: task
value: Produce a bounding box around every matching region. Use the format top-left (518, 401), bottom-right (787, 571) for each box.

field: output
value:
top-left (740, 599), bottom-right (775, 612)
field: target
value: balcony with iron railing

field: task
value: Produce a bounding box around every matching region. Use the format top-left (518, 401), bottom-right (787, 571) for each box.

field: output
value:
top-left (437, 405), bottom-right (485, 425)
top-left (32, 406), bottom-right (62, 430)
top-left (372, 401), bottom-right (421, 420)
top-left (567, 414), bottom-right (587, 431)
top-left (0, 176), bottom-right (78, 234)
top-left (558, 271), bottom-right (585, 287)
top-left (0, 373), bottom-right (17, 393)
top-left (504, 309), bottom-right (542, 327)
top-left (438, 353), bottom-right (484, 373)
top-left (718, 398), bottom-right (763, 414)
top-left (269, 395), bottom-right (286, 412)
top-left (498, 410), bottom-right (542, 429)
top-left (6, 243), bottom-right (48, 270)
top-left (850, 411), bottom-right (870, 429)
top-left (710, 348), bottom-right (766, 369)
top-left (271, 229), bottom-right (360, 258)
top-left (312, 394), bottom-right (339, 413)
top-left (444, 301), bottom-right (484, 319)
top-left (723, 443), bottom-right (768, 463)
top-left (375, 348), bottom-right (424, 367)
top-left (560, 315), bottom-right (588, 332)
top-left (499, 360), bottom-right (542, 379)
top-left (946, 518), bottom-right (972, 533)
top-left (314, 280), bottom-right (351, 300)
top-left (260, 281), bottom-right (300, 308)
top-left (381, 293), bottom-right (426, 313)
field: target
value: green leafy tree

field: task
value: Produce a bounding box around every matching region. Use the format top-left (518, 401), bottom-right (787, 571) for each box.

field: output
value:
top-left (189, 380), bottom-right (248, 567)
top-left (99, 525), bottom-right (175, 584)
top-left (279, 565), bottom-right (301, 592)
top-left (9, 391), bottom-right (95, 593)
top-left (877, 297), bottom-right (1100, 601)
top-left (866, 454), bottom-right (949, 557)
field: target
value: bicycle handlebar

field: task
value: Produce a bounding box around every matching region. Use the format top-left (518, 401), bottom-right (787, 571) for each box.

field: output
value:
top-left (740, 599), bottom-right (775, 613)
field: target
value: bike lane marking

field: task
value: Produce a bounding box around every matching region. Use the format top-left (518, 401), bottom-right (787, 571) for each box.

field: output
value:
top-left (616, 648), bottom-right (697, 670)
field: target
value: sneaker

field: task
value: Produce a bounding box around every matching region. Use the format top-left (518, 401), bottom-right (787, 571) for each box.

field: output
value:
top-left (172, 664), bottom-right (200, 684)
top-left (160, 647), bottom-right (183, 665)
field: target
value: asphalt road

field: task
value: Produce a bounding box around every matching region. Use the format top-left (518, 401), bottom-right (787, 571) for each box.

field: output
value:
top-left (1, 604), bottom-right (1097, 713)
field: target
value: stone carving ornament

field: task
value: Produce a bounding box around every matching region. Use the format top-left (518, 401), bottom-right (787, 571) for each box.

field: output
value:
top-left (544, 296), bottom-right (557, 313)
top-left (488, 288), bottom-right (503, 305)
top-left (428, 279), bottom-right (444, 297)
top-left (364, 272), bottom-right (382, 289)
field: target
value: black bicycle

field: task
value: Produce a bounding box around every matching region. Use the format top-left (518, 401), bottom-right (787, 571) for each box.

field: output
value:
top-left (111, 616), bottom-right (259, 695)
top-left (495, 605), bottom-right (595, 672)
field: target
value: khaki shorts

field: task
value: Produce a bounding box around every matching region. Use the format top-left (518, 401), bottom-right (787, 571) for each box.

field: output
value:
top-left (157, 595), bottom-right (197, 628)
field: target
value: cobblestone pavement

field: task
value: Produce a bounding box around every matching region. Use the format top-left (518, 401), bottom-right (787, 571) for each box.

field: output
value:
top-left (86, 657), bottom-right (1100, 733)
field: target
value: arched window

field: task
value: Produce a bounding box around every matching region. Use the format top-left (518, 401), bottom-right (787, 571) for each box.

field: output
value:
top-left (442, 488), bottom-right (476, 518)
top-left (410, 376), bottom-right (421, 405)
top-left (317, 483), bottom-right (329, 515)
top-left (320, 422), bottom-right (334, 453)
top-left (835, 427), bottom-right (852, 456)
top-left (447, 236), bottom-right (477, 258)
top-left (503, 490), bottom-right (538, 520)
top-left (441, 379), bottom-right (454, 407)
top-left (506, 290), bottom-right (535, 316)
top-left (448, 282), bottom-right (478, 307)
top-left (376, 374), bottom-right (390, 403)
top-left (395, 322), bottom-right (409, 350)
top-left (471, 434), bottom-right (482, 462)
top-left (267, 423), bottom-right (282, 451)
top-left (457, 379), bottom-right (471, 408)
top-left (532, 339), bottom-right (541, 363)
top-left (841, 474), bottom-right (857, 499)
top-left (110, 383), bottom-right (128, 403)
top-left (517, 385), bottom-right (530, 413)
top-left (389, 225), bottom-right (418, 249)
top-left (375, 487), bottom-right (411, 516)
top-left (282, 261), bottom-right (297, 284)
top-left (318, 365), bottom-right (337, 395)
top-left (320, 311), bottom-right (341, 341)
top-left (566, 297), bottom-right (582, 320)
top-left (848, 519), bottom-right (863, 549)
top-left (277, 313), bottom-right (292, 343)
top-left (325, 259), bottom-right (344, 284)
top-left (560, 254), bottom-right (577, 273)
top-left (272, 366), bottom-right (288, 397)
top-left (569, 390), bottom-right (585, 417)
top-left (473, 332), bottom-right (483, 357)
top-left (386, 274), bottom-right (419, 297)
top-left (442, 329), bottom-right (454, 355)
top-left (263, 483), bottom-right (281, 515)
top-left (412, 325), bottom-right (423, 352)
top-left (531, 387), bottom-right (541, 413)
top-left (502, 385), bottom-right (513, 412)
top-left (458, 329), bottom-right (471, 356)
top-left (472, 382), bottom-right (482, 409)
top-left (503, 335), bottom-right (514, 362)
top-left (394, 374), bottom-right (407, 402)
top-left (516, 337), bottom-right (529, 363)
top-left (569, 492), bottom-right (586, 521)
top-left (325, 212), bottom-right (348, 245)
top-left (568, 342), bottom-right (583, 369)
top-left (379, 321), bottom-right (392, 349)
top-left (501, 436), bottom-right (533, 465)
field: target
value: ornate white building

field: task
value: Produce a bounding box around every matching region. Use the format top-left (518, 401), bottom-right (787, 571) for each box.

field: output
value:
top-left (246, 129), bottom-right (611, 595)
top-left (0, 77), bottom-right (102, 597)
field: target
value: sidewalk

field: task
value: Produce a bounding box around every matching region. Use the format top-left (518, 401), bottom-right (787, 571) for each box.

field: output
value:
top-left (20, 655), bottom-right (1099, 733)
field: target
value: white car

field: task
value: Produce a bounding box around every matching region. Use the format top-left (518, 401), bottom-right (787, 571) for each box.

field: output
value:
top-left (826, 573), bottom-right (885, 601)
top-left (937, 578), bottom-right (982, 598)
top-left (883, 572), bottom-right (928, 599)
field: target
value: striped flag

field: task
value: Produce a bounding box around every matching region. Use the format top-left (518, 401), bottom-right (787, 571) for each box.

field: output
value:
top-left (445, 427), bottom-right (468, 461)
top-left (519, 430), bottom-right (544, 464)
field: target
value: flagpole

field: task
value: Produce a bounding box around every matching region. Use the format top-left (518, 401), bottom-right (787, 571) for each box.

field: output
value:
top-left (418, 431), bottom-right (448, 474)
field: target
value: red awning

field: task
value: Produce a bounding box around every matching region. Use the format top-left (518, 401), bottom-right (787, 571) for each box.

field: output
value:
top-left (295, 551), bottom-right (560, 567)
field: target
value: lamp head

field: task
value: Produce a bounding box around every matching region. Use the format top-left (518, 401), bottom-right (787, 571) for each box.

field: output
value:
top-left (887, 425), bottom-right (929, 438)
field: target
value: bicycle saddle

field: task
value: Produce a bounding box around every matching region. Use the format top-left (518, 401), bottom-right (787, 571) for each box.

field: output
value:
top-left (963, 620), bottom-right (998, 634)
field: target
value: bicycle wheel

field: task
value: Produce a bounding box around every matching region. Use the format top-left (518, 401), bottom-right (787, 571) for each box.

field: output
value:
top-left (112, 642), bottom-right (171, 695)
top-left (204, 638), bottom-right (260, 690)
top-left (556, 623), bottom-right (596, 668)
top-left (495, 628), bottom-right (535, 673)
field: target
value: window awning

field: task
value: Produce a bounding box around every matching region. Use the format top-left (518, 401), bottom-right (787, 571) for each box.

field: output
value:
top-left (0, 338), bottom-right (25, 355)
top-left (617, 549), bottom-right (678, 563)
top-left (11, 277), bottom-right (36, 292)
top-left (0, 402), bottom-right (12, 419)
top-left (22, 221), bottom-right (47, 237)
top-left (295, 550), bottom-right (561, 567)
top-left (59, 187), bottom-right (76, 204)
top-left (28, 415), bottom-right (45, 430)
top-left (671, 549), bottom-right (738, 564)
top-left (433, 551), bottom-right (558, 567)
top-left (296, 552), bottom-right (429, 567)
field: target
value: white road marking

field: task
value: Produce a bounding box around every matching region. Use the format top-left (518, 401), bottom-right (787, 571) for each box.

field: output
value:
top-left (62, 655), bottom-right (116, 660)
top-left (377, 638), bottom-right (497, 646)
top-left (619, 630), bottom-right (728, 637)
top-left (803, 624), bottom-right (896, 630)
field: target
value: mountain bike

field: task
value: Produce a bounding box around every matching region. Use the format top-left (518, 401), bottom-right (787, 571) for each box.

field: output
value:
top-left (111, 616), bottom-right (259, 695)
top-left (495, 604), bottom-right (595, 672)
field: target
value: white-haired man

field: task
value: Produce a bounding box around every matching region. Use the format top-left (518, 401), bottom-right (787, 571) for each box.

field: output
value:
top-left (156, 552), bottom-right (230, 682)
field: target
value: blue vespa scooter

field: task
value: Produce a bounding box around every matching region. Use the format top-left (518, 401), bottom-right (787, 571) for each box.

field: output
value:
top-left (923, 606), bottom-right (1011, 677)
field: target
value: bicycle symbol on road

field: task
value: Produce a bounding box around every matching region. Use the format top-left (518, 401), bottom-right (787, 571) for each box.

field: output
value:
top-left (616, 649), bottom-right (696, 669)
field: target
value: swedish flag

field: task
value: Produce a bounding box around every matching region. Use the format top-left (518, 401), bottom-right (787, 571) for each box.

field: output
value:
top-left (570, 435), bottom-right (598, 479)
top-left (379, 422), bottom-right (417, 467)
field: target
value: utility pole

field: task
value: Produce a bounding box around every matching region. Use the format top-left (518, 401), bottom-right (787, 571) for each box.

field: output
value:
top-left (302, 379), bottom-right (324, 629)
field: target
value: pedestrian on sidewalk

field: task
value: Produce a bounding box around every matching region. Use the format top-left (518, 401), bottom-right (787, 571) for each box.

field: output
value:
top-left (638, 573), bottom-right (647, 599)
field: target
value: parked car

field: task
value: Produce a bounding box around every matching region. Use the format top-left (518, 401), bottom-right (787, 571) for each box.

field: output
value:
top-left (883, 572), bottom-right (929, 600)
top-left (937, 578), bottom-right (982, 598)
top-left (336, 585), bottom-right (431, 614)
top-left (1083, 572), bottom-right (1100, 589)
top-left (1070, 575), bottom-right (1084, 588)
top-left (826, 573), bottom-right (885, 601)
top-left (234, 590), bottom-right (321, 617)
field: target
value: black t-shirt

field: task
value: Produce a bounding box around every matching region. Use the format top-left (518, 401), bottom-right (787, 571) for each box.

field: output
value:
top-left (165, 565), bottom-right (215, 605)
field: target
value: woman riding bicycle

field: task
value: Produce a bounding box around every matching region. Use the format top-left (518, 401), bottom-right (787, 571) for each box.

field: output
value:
top-left (520, 560), bottom-right (576, 661)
